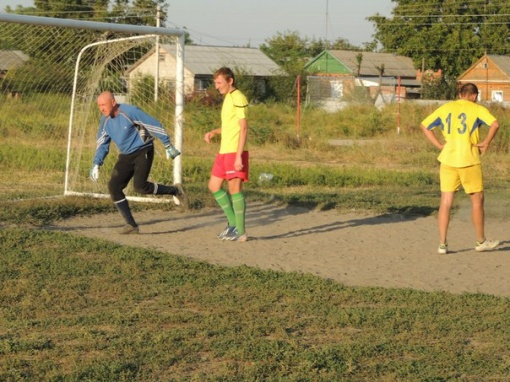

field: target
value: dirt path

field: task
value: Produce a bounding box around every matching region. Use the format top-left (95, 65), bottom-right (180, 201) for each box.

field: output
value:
top-left (52, 200), bottom-right (510, 298)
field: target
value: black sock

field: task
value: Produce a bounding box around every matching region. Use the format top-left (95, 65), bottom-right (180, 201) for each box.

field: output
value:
top-left (114, 199), bottom-right (137, 227)
top-left (153, 183), bottom-right (178, 195)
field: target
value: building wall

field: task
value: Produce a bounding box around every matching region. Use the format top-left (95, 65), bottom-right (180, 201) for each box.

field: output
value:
top-left (128, 48), bottom-right (195, 94)
top-left (458, 58), bottom-right (510, 102)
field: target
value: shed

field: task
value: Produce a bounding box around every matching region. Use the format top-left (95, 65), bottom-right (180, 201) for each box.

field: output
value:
top-left (304, 50), bottom-right (421, 103)
top-left (306, 50), bottom-right (417, 79)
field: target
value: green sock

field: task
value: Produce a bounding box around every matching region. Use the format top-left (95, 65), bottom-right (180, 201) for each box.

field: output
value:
top-left (213, 189), bottom-right (236, 227)
top-left (231, 192), bottom-right (246, 235)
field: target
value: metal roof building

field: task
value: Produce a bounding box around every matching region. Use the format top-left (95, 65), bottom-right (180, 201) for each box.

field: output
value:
top-left (127, 44), bottom-right (281, 94)
top-left (305, 50), bottom-right (417, 78)
top-left (0, 50), bottom-right (29, 77)
top-left (172, 45), bottom-right (280, 77)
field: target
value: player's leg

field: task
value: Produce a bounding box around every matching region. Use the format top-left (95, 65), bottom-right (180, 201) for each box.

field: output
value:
top-left (131, 146), bottom-right (186, 206)
top-left (228, 178), bottom-right (246, 237)
top-left (209, 154), bottom-right (236, 234)
top-left (437, 164), bottom-right (460, 253)
top-left (469, 191), bottom-right (485, 243)
top-left (438, 191), bottom-right (454, 245)
top-left (461, 164), bottom-right (499, 251)
top-left (470, 191), bottom-right (499, 250)
top-left (132, 146), bottom-right (156, 194)
top-left (224, 151), bottom-right (249, 241)
top-left (459, 164), bottom-right (485, 243)
top-left (210, 174), bottom-right (236, 231)
top-left (109, 153), bottom-right (138, 233)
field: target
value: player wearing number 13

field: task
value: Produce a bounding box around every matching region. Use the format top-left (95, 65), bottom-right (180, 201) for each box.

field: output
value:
top-left (420, 83), bottom-right (500, 254)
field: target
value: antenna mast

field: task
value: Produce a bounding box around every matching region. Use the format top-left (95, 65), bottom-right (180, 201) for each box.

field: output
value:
top-left (325, 0), bottom-right (329, 40)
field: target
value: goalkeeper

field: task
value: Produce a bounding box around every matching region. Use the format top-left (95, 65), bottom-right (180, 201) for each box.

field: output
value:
top-left (90, 91), bottom-right (187, 234)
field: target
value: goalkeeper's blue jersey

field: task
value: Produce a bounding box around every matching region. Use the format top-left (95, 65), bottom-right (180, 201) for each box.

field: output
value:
top-left (93, 104), bottom-right (171, 166)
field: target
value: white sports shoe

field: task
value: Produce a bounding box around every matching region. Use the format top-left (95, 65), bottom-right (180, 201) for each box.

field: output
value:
top-left (437, 243), bottom-right (448, 255)
top-left (217, 225), bottom-right (236, 240)
top-left (475, 239), bottom-right (500, 252)
top-left (222, 228), bottom-right (248, 242)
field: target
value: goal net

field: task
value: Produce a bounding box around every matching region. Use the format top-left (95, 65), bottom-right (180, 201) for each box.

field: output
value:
top-left (0, 13), bottom-right (184, 202)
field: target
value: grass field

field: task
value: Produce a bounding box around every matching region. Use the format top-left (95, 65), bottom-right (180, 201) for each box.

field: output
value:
top-left (1, 100), bottom-right (510, 380)
top-left (1, 228), bottom-right (510, 381)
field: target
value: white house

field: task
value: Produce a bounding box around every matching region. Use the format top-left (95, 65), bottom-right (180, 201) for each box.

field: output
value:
top-left (126, 44), bottom-right (281, 95)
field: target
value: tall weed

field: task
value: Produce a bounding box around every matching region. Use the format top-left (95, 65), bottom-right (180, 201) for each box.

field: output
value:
top-left (3, 97), bottom-right (510, 204)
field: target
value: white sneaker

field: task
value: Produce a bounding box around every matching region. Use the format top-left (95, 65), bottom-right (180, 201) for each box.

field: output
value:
top-left (437, 243), bottom-right (448, 254)
top-left (475, 239), bottom-right (500, 252)
top-left (222, 228), bottom-right (248, 242)
top-left (217, 225), bottom-right (236, 239)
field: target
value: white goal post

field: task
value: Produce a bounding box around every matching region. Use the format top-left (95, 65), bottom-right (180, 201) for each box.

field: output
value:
top-left (0, 13), bottom-right (184, 202)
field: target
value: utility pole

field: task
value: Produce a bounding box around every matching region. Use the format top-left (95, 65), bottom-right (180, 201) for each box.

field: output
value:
top-left (154, 5), bottom-right (160, 102)
top-left (325, 0), bottom-right (329, 41)
top-left (484, 0), bottom-right (488, 101)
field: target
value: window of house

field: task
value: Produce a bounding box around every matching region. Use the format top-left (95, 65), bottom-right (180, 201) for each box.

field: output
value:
top-left (491, 90), bottom-right (503, 102)
top-left (194, 78), bottom-right (210, 91)
top-left (330, 80), bottom-right (343, 98)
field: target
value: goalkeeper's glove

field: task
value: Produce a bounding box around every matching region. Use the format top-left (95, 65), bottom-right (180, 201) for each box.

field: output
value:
top-left (165, 144), bottom-right (181, 160)
top-left (90, 165), bottom-right (100, 181)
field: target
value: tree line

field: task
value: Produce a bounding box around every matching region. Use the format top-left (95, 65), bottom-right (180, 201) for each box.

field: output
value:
top-left (4, 0), bottom-right (510, 100)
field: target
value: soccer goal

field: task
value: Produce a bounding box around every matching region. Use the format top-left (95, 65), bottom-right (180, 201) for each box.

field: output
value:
top-left (0, 13), bottom-right (184, 202)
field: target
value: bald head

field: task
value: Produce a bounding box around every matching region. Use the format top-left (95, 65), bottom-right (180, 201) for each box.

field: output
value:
top-left (97, 91), bottom-right (118, 117)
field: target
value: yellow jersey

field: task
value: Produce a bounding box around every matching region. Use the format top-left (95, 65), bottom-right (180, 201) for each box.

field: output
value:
top-left (219, 89), bottom-right (248, 154)
top-left (421, 99), bottom-right (497, 167)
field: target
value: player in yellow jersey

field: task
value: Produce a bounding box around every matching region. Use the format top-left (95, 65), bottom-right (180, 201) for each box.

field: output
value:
top-left (204, 67), bottom-right (249, 241)
top-left (420, 83), bottom-right (500, 254)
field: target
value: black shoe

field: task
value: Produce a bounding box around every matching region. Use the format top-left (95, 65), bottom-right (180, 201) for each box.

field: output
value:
top-left (119, 224), bottom-right (139, 234)
top-left (174, 183), bottom-right (189, 210)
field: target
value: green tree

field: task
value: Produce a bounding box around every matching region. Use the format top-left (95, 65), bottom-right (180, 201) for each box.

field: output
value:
top-left (9, 0), bottom-right (167, 25)
top-left (32, 0), bottom-right (108, 19)
top-left (307, 37), bottom-right (361, 58)
top-left (369, 0), bottom-right (510, 78)
top-left (260, 31), bottom-right (309, 74)
top-left (4, 0), bottom-right (169, 94)
top-left (110, 0), bottom-right (167, 26)
top-left (259, 31), bottom-right (308, 103)
top-left (421, 73), bottom-right (458, 100)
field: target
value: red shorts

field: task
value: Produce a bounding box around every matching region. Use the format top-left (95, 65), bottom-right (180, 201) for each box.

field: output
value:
top-left (211, 151), bottom-right (249, 182)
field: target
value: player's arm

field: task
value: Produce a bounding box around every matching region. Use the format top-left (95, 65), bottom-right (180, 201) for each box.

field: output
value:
top-left (420, 123), bottom-right (445, 150)
top-left (93, 121), bottom-right (111, 166)
top-left (90, 122), bottom-right (111, 181)
top-left (476, 120), bottom-right (499, 155)
top-left (131, 108), bottom-right (180, 159)
top-left (204, 128), bottom-right (221, 143)
top-left (132, 109), bottom-right (170, 145)
top-left (234, 118), bottom-right (248, 171)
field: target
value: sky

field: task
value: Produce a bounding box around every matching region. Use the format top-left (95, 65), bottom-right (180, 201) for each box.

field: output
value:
top-left (2, 0), bottom-right (394, 47)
